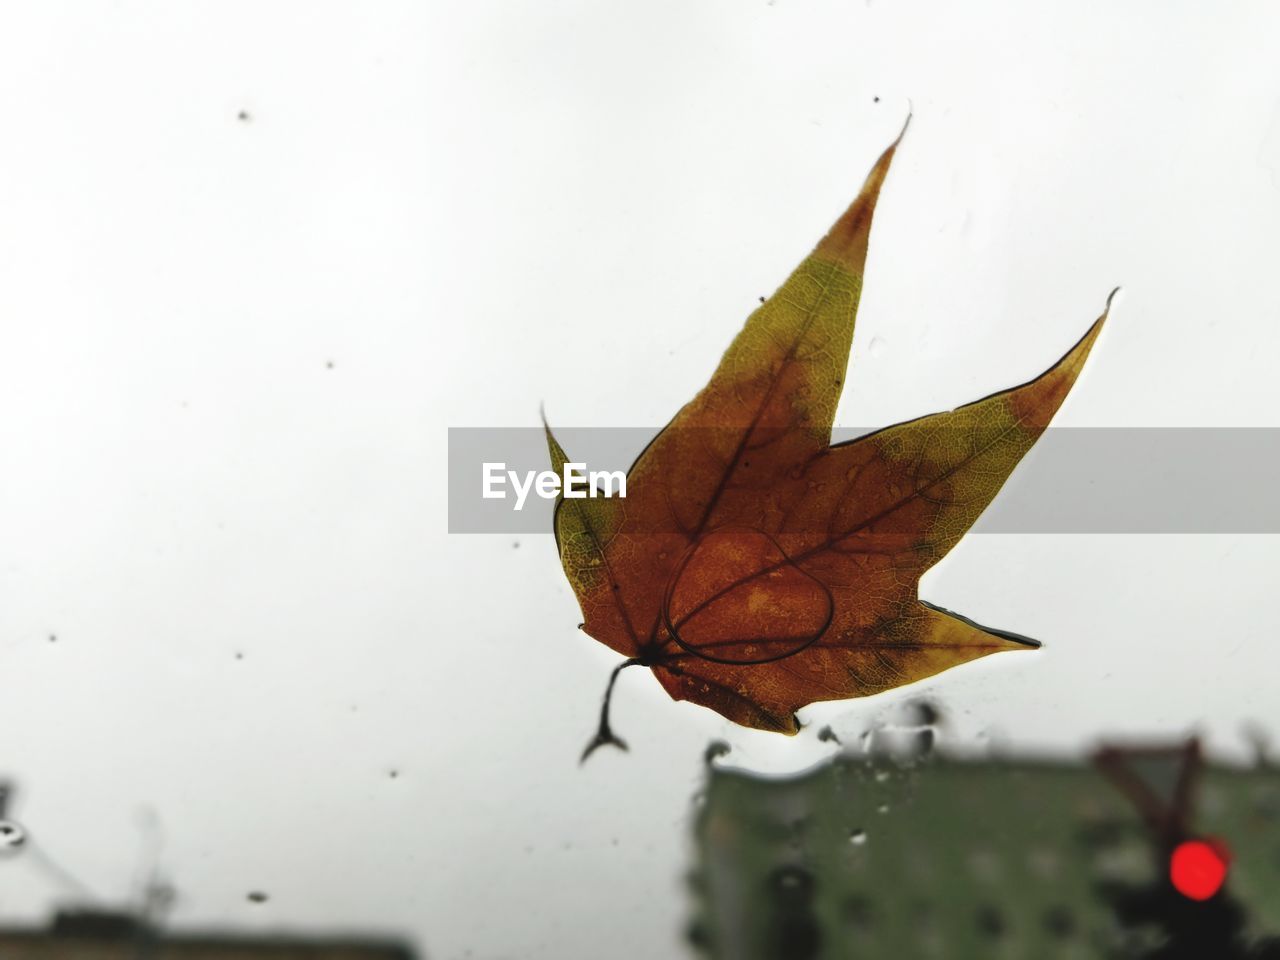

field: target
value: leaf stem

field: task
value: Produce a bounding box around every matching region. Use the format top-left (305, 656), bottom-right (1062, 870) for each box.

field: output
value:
top-left (580, 658), bottom-right (643, 764)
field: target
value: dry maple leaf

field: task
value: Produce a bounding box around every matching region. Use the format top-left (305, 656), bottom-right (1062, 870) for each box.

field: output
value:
top-left (546, 124), bottom-right (1113, 761)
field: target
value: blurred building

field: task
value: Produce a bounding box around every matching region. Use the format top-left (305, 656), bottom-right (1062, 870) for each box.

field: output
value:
top-left (0, 784), bottom-right (419, 960)
top-left (0, 911), bottom-right (417, 960)
top-left (688, 737), bottom-right (1280, 959)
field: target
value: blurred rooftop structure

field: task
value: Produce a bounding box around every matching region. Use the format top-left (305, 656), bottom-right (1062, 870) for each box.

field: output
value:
top-left (0, 910), bottom-right (418, 960)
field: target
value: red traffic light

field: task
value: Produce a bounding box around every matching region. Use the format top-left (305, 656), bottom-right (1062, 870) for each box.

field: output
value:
top-left (1169, 838), bottom-right (1230, 901)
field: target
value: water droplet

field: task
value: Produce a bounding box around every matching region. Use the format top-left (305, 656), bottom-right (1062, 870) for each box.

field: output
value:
top-left (975, 904), bottom-right (1005, 938)
top-left (900, 698), bottom-right (941, 727)
top-left (849, 829), bottom-right (867, 846)
top-left (686, 920), bottom-right (711, 949)
top-left (868, 336), bottom-right (887, 358)
top-left (703, 740), bottom-right (731, 764)
top-left (877, 803), bottom-right (889, 815)
top-left (0, 820), bottom-right (27, 849)
top-left (1042, 905), bottom-right (1076, 939)
top-left (768, 864), bottom-right (813, 895)
top-left (917, 727), bottom-right (936, 758)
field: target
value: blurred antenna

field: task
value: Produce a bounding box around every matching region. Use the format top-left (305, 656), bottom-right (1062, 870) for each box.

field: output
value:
top-left (131, 807), bottom-right (176, 932)
top-left (25, 841), bottom-right (104, 903)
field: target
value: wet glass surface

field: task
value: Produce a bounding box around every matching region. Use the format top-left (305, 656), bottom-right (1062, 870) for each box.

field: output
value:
top-left (2, 3), bottom-right (1279, 958)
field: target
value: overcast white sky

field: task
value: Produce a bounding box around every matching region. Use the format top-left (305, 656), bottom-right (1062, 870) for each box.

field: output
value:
top-left (1, 2), bottom-right (1279, 958)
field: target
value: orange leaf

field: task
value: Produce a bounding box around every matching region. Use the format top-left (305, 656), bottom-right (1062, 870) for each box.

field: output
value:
top-left (547, 124), bottom-right (1113, 758)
